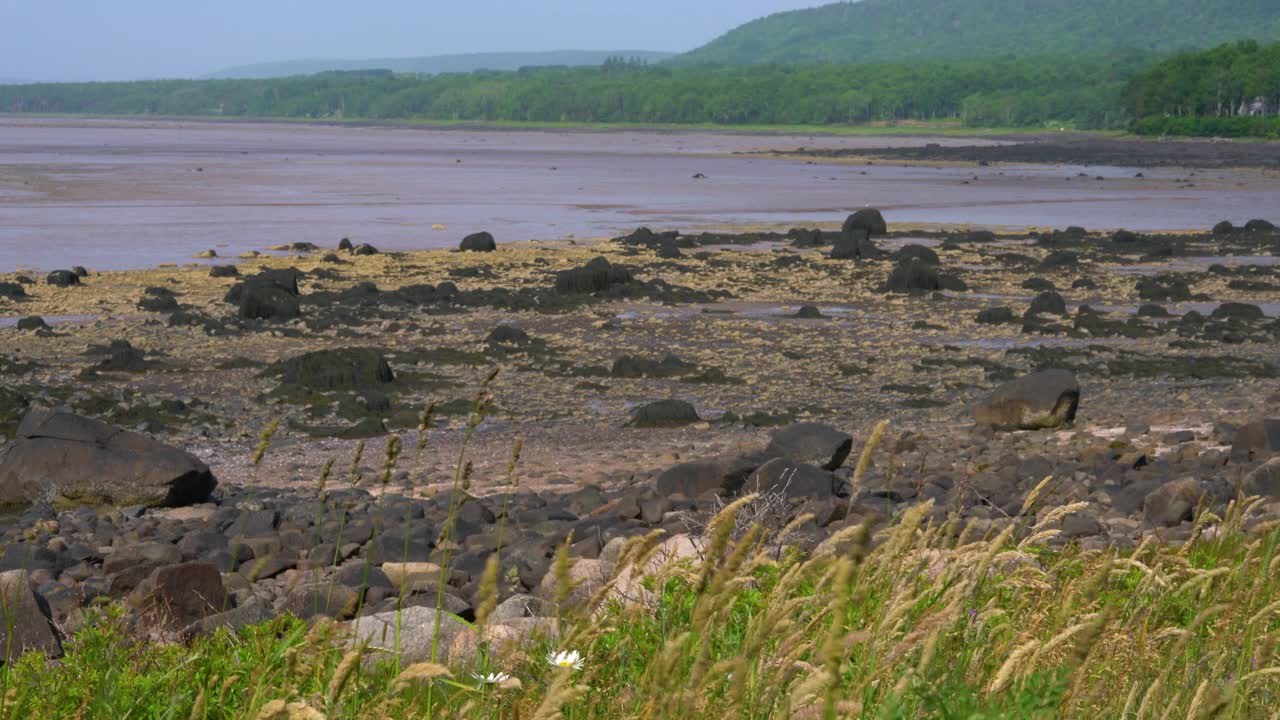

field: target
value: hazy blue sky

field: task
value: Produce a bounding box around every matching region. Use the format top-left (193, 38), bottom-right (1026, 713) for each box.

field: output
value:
top-left (1, 0), bottom-right (823, 82)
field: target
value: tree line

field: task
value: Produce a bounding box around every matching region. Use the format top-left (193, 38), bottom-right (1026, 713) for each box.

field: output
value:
top-left (0, 53), bottom-right (1152, 130)
top-left (1124, 41), bottom-right (1280, 138)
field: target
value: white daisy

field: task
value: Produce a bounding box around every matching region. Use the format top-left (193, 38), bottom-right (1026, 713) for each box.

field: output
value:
top-left (547, 649), bottom-right (584, 670)
top-left (473, 671), bottom-right (511, 685)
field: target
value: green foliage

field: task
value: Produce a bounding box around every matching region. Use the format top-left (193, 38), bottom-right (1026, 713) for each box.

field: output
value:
top-left (676, 0), bottom-right (1280, 66)
top-left (0, 53), bottom-right (1153, 129)
top-left (1125, 40), bottom-right (1280, 136)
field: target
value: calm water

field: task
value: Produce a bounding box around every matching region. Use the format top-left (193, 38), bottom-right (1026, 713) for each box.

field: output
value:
top-left (2, 118), bottom-right (1278, 271)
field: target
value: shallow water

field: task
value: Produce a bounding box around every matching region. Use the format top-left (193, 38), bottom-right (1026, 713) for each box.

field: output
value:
top-left (3, 118), bottom-right (1279, 271)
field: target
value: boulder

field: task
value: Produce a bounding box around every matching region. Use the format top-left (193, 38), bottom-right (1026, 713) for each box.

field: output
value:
top-left (46, 270), bottom-right (80, 287)
top-left (459, 231), bottom-right (496, 252)
top-left (1143, 477), bottom-right (1203, 527)
top-left (554, 257), bottom-right (634, 294)
top-left (1212, 221), bottom-right (1235, 235)
top-left (15, 316), bottom-right (47, 331)
top-left (891, 244), bottom-right (939, 265)
top-left (655, 451), bottom-right (768, 498)
top-left (1243, 458), bottom-right (1280, 498)
top-left (792, 305), bottom-right (823, 319)
top-left (972, 369), bottom-right (1079, 431)
top-left (0, 282), bottom-right (26, 299)
top-left (338, 238), bottom-right (354, 251)
top-left (280, 582), bottom-right (361, 620)
top-left (628, 400), bottom-right (699, 428)
top-left (209, 265), bottom-right (239, 278)
top-left (1025, 291), bottom-right (1068, 317)
top-left (128, 562), bottom-right (226, 628)
top-left (0, 570), bottom-right (61, 661)
top-left (976, 307), bottom-right (1016, 325)
top-left (843, 209), bottom-right (887, 238)
top-left (352, 243), bottom-right (380, 256)
top-left (225, 268), bottom-right (303, 322)
top-left (750, 457), bottom-right (836, 500)
top-left (884, 258), bottom-right (967, 293)
top-left (0, 409), bottom-right (217, 507)
top-left (1244, 219), bottom-right (1276, 233)
top-left (486, 325), bottom-right (530, 346)
top-left (181, 596), bottom-right (273, 640)
top-left (611, 354), bottom-right (696, 379)
top-left (1137, 275), bottom-right (1191, 302)
top-left (269, 347), bottom-right (394, 391)
top-left (1211, 303), bottom-right (1264, 322)
top-left (765, 422), bottom-right (852, 470)
top-left (829, 228), bottom-right (883, 260)
top-left (350, 605), bottom-right (472, 665)
top-left (1233, 419), bottom-right (1280, 460)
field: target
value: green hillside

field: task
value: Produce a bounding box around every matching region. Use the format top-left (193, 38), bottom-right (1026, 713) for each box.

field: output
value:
top-left (677, 0), bottom-right (1280, 65)
top-left (209, 50), bottom-right (673, 79)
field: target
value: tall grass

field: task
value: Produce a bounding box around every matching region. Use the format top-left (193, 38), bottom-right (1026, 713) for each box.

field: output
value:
top-left (5, 381), bottom-right (1280, 718)
top-left (3, 488), bottom-right (1280, 717)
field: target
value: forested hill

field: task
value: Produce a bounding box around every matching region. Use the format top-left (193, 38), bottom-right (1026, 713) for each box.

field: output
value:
top-left (676, 0), bottom-right (1280, 65)
top-left (209, 50), bottom-right (674, 79)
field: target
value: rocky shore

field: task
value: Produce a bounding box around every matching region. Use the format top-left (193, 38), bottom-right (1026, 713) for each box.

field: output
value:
top-left (1, 212), bottom-right (1278, 663)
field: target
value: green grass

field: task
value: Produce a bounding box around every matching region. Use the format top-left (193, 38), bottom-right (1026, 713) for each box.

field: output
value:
top-left (4, 491), bottom-right (1280, 719)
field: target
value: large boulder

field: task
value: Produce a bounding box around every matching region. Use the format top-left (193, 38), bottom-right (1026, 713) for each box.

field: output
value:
top-left (829, 228), bottom-right (883, 260)
top-left (46, 270), bottom-right (80, 287)
top-left (750, 457), bottom-right (836, 500)
top-left (0, 570), bottom-right (62, 661)
top-left (350, 605), bottom-right (472, 665)
top-left (224, 268), bottom-right (303, 322)
top-left (128, 562), bottom-right (226, 628)
top-left (0, 282), bottom-right (26, 299)
top-left (0, 409), bottom-right (217, 507)
top-left (884, 258), bottom-right (967, 293)
top-left (655, 451), bottom-right (769, 498)
top-left (1143, 477), bottom-right (1203, 527)
top-left (628, 400), bottom-right (699, 428)
top-left (268, 347), bottom-right (394, 391)
top-left (1234, 419), bottom-right (1280, 461)
top-left (554, 257), bottom-right (634, 294)
top-left (459, 231), bottom-right (496, 252)
top-left (765, 422), bottom-right (852, 471)
top-left (843, 209), bottom-right (887, 238)
top-left (1136, 275), bottom-right (1190, 302)
top-left (972, 369), bottom-right (1079, 431)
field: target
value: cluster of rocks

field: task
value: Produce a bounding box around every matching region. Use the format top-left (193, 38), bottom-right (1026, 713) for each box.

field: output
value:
top-left (3, 361), bottom-right (1277, 664)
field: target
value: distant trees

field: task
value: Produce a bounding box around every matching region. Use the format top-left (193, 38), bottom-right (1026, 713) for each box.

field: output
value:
top-left (1125, 41), bottom-right (1280, 137)
top-left (0, 53), bottom-right (1156, 130)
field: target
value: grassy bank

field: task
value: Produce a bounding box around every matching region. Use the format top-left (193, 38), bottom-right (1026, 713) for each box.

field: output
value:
top-left (4, 486), bottom-right (1278, 719)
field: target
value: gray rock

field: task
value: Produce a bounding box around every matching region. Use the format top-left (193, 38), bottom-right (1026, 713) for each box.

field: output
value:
top-left (1143, 477), bottom-right (1203, 527)
top-left (0, 409), bottom-right (217, 507)
top-left (128, 562), bottom-right (227, 628)
top-left (0, 570), bottom-right (61, 661)
top-left (1233, 419), bottom-right (1280, 460)
top-left (628, 400), bottom-right (699, 428)
top-left (972, 369), bottom-right (1079, 431)
top-left (459, 231), bottom-right (496, 252)
top-left (750, 458), bottom-right (835, 500)
top-left (180, 596), bottom-right (273, 640)
top-left (655, 451), bottom-right (769, 498)
top-left (1243, 458), bottom-right (1280, 498)
top-left (350, 605), bottom-right (471, 664)
top-left (765, 422), bottom-right (853, 470)
top-left (842, 208), bottom-right (887, 238)
top-left (830, 228), bottom-right (883, 260)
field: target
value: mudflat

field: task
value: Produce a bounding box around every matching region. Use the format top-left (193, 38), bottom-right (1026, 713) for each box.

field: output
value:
top-left (3, 118), bottom-right (1280, 271)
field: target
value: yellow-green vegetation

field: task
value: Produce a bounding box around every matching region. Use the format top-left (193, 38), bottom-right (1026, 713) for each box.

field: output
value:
top-left (4, 483), bottom-right (1280, 718)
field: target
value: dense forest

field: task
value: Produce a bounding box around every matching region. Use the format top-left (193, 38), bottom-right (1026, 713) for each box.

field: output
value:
top-left (1124, 41), bottom-right (1280, 137)
top-left (676, 0), bottom-right (1280, 65)
top-left (208, 50), bottom-right (674, 80)
top-left (0, 53), bottom-right (1150, 130)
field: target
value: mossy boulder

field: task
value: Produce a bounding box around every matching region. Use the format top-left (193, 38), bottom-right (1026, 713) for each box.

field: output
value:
top-left (269, 348), bottom-right (394, 391)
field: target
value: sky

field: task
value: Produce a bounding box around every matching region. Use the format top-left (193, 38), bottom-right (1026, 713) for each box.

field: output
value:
top-left (1, 0), bottom-right (824, 82)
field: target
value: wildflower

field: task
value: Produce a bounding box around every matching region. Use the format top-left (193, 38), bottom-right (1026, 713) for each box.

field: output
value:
top-left (474, 671), bottom-right (511, 686)
top-left (547, 650), bottom-right (584, 670)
